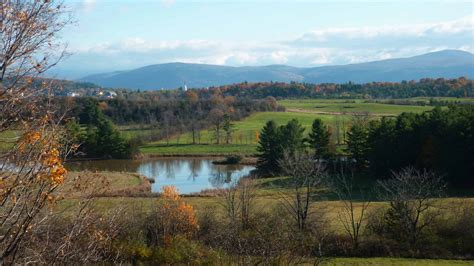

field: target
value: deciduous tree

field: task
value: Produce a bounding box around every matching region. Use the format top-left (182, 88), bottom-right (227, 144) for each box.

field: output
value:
top-left (0, 0), bottom-right (70, 262)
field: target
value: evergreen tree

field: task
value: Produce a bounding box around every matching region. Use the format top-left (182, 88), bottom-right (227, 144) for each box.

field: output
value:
top-left (94, 118), bottom-right (131, 159)
top-left (346, 123), bottom-right (369, 169)
top-left (256, 120), bottom-right (282, 175)
top-left (79, 98), bottom-right (102, 124)
top-left (308, 118), bottom-right (331, 159)
top-left (280, 119), bottom-right (306, 155)
top-left (80, 102), bottom-right (133, 159)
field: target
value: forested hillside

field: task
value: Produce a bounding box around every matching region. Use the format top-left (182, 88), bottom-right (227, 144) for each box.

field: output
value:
top-left (79, 50), bottom-right (474, 90)
top-left (214, 77), bottom-right (473, 99)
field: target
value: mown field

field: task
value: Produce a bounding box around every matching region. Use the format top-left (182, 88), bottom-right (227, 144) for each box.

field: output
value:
top-left (140, 111), bottom-right (347, 155)
top-left (139, 98), bottom-right (439, 156)
top-left (278, 99), bottom-right (434, 115)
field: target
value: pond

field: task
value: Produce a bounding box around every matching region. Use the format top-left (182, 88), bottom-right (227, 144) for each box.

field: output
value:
top-left (66, 157), bottom-right (255, 194)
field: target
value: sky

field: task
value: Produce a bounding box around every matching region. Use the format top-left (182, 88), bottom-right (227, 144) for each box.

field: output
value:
top-left (54, 0), bottom-right (474, 79)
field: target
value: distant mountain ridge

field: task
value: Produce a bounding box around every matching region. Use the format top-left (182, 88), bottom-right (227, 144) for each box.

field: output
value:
top-left (79, 50), bottom-right (474, 90)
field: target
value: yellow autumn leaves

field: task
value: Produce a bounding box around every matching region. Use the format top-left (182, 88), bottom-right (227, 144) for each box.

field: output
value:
top-left (18, 130), bottom-right (67, 186)
top-left (42, 148), bottom-right (67, 185)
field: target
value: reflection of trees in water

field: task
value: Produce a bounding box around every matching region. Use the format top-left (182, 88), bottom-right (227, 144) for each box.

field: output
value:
top-left (209, 169), bottom-right (234, 188)
top-left (164, 159), bottom-right (180, 179)
top-left (74, 158), bottom-right (255, 192)
top-left (188, 159), bottom-right (203, 181)
top-left (141, 159), bottom-right (183, 180)
top-left (161, 159), bottom-right (186, 180)
top-left (208, 164), bottom-right (255, 188)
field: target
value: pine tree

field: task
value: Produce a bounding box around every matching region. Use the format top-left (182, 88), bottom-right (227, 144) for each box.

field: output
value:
top-left (280, 119), bottom-right (306, 155)
top-left (346, 123), bottom-right (369, 169)
top-left (82, 103), bottom-right (133, 159)
top-left (308, 118), bottom-right (331, 159)
top-left (256, 120), bottom-right (282, 175)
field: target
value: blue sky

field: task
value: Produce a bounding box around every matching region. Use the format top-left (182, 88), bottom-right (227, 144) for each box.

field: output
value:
top-left (55, 0), bottom-right (474, 78)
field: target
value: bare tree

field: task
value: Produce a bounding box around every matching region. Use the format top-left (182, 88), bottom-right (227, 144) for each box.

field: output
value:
top-left (238, 178), bottom-right (257, 229)
top-left (209, 108), bottom-right (224, 144)
top-left (334, 115), bottom-right (341, 145)
top-left (17, 172), bottom-right (124, 264)
top-left (351, 112), bottom-right (370, 127)
top-left (329, 171), bottom-right (370, 251)
top-left (0, 0), bottom-right (70, 263)
top-left (190, 120), bottom-right (199, 144)
top-left (219, 177), bottom-right (257, 230)
top-left (278, 151), bottom-right (325, 231)
top-left (377, 167), bottom-right (446, 248)
top-left (220, 183), bottom-right (240, 225)
top-left (161, 110), bottom-right (173, 145)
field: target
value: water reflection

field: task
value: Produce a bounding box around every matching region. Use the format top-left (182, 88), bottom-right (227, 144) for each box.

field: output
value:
top-left (67, 157), bottom-right (254, 194)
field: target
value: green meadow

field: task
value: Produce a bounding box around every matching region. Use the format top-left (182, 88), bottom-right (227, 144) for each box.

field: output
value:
top-left (139, 98), bottom-right (442, 156)
top-left (0, 130), bottom-right (21, 152)
top-left (278, 99), bottom-right (434, 115)
top-left (140, 111), bottom-right (347, 155)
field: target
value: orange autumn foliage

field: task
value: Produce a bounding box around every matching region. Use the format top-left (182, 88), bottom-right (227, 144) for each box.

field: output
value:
top-left (255, 130), bottom-right (260, 143)
top-left (18, 130), bottom-right (67, 186)
top-left (159, 186), bottom-right (198, 239)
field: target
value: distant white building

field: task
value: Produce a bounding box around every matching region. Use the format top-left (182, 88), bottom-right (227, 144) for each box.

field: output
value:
top-left (181, 82), bottom-right (188, 92)
top-left (67, 92), bottom-right (81, 97)
top-left (104, 91), bottom-right (117, 99)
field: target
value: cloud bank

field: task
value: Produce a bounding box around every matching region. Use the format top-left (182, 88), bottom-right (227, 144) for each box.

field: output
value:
top-left (60, 16), bottom-right (474, 78)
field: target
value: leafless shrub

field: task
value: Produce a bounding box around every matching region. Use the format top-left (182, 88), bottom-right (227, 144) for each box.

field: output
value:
top-left (14, 172), bottom-right (125, 264)
top-left (432, 200), bottom-right (474, 258)
top-left (328, 171), bottom-right (371, 252)
top-left (376, 167), bottom-right (446, 249)
top-left (219, 177), bottom-right (257, 229)
top-left (278, 151), bottom-right (326, 231)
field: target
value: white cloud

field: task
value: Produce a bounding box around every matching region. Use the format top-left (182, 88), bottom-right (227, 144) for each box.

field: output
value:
top-left (61, 16), bottom-right (474, 75)
top-left (82, 0), bottom-right (96, 13)
top-left (270, 51), bottom-right (289, 64)
top-left (294, 16), bottom-right (474, 45)
top-left (161, 0), bottom-right (176, 7)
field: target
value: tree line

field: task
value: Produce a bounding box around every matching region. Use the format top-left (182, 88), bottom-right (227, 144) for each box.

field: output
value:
top-left (207, 77), bottom-right (472, 99)
top-left (256, 105), bottom-right (474, 187)
top-left (54, 92), bottom-right (280, 158)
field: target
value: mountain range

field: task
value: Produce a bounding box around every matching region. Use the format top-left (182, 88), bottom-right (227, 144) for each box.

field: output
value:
top-left (79, 50), bottom-right (474, 90)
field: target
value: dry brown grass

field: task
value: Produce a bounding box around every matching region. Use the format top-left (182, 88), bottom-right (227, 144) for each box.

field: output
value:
top-left (58, 171), bottom-right (153, 198)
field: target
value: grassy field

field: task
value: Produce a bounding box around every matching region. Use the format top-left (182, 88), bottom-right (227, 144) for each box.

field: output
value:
top-left (396, 97), bottom-right (474, 103)
top-left (278, 99), bottom-right (434, 115)
top-left (139, 98), bottom-right (438, 156)
top-left (58, 171), bottom-right (474, 240)
top-left (55, 170), bottom-right (474, 264)
top-left (60, 171), bottom-right (152, 198)
top-left (140, 111), bottom-right (346, 155)
top-left (322, 257), bottom-right (474, 265)
top-left (0, 130), bottom-right (21, 152)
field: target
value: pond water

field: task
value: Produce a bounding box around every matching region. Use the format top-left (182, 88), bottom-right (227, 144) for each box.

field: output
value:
top-left (66, 157), bottom-right (255, 194)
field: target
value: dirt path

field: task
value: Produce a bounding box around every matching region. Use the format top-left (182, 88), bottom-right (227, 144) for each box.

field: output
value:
top-left (286, 108), bottom-right (396, 117)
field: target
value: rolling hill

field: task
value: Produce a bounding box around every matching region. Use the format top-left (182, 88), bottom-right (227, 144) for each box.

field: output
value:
top-left (80, 50), bottom-right (474, 90)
